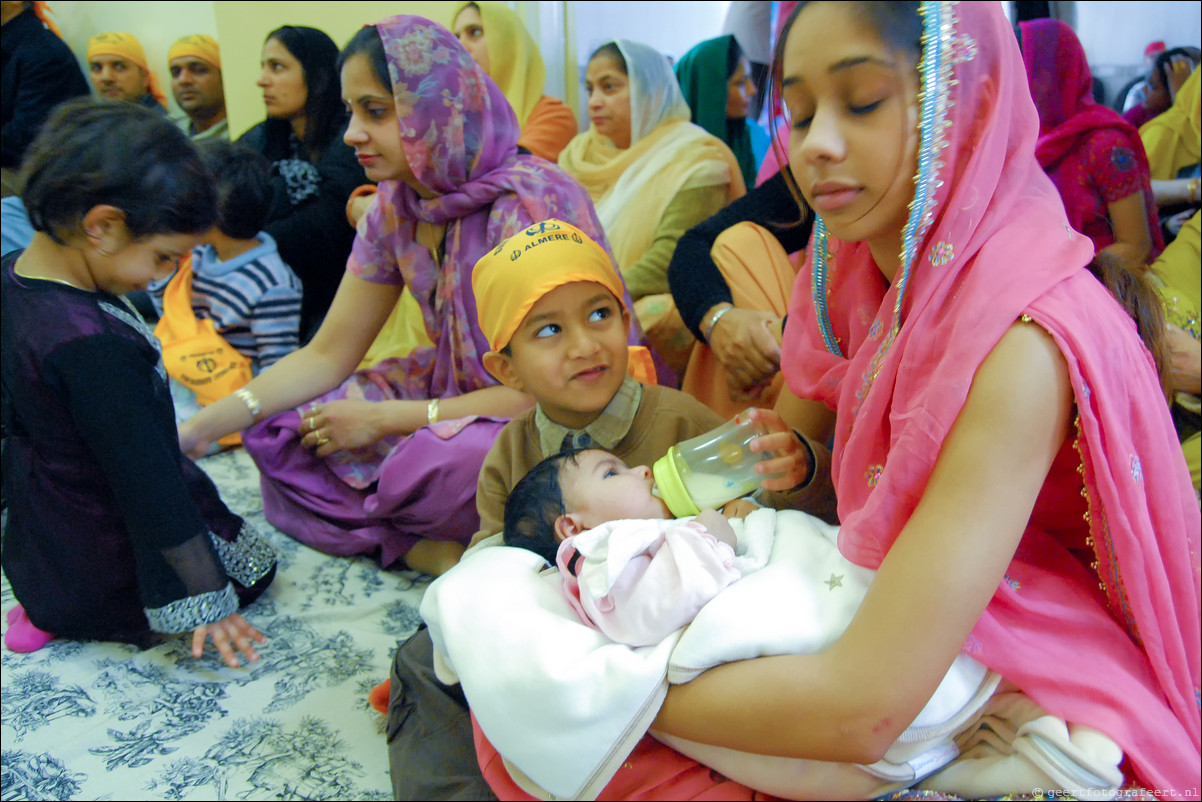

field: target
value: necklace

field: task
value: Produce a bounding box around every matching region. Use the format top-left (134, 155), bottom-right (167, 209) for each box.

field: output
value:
top-left (14, 266), bottom-right (90, 291)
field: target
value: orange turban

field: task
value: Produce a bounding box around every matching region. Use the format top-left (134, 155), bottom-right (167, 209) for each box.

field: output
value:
top-left (473, 219), bottom-right (628, 352)
top-left (86, 32), bottom-right (167, 108)
top-left (168, 34), bottom-right (221, 69)
top-left (473, 219), bottom-right (656, 383)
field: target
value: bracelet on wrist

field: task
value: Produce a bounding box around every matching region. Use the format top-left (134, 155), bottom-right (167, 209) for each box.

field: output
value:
top-left (703, 304), bottom-right (734, 343)
top-left (345, 184), bottom-right (379, 228)
top-left (793, 430), bottom-right (817, 490)
top-left (427, 398), bottom-right (440, 426)
top-left (234, 387), bottom-right (261, 424)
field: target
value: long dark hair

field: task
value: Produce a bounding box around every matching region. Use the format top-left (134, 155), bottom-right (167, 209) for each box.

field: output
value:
top-left (23, 99), bottom-right (216, 243)
top-left (263, 25), bottom-right (347, 162)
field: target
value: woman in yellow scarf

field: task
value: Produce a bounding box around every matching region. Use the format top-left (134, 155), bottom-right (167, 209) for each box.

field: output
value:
top-left (1142, 68), bottom-right (1200, 181)
top-left (559, 40), bottom-right (745, 381)
top-left (451, 1), bottom-right (577, 163)
top-left (1151, 211), bottom-right (1201, 494)
top-left (1141, 68), bottom-right (1201, 214)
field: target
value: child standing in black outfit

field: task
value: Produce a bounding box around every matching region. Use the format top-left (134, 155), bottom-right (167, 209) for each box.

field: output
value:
top-left (1, 100), bottom-right (275, 667)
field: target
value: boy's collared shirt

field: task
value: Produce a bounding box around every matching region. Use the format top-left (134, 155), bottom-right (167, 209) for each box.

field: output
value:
top-left (535, 375), bottom-right (643, 456)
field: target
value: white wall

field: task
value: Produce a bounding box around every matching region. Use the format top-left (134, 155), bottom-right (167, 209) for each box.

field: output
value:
top-left (569, 1), bottom-right (732, 128)
top-left (1074, 1), bottom-right (1201, 103)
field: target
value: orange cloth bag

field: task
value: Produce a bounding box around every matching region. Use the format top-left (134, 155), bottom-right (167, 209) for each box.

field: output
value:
top-left (153, 254), bottom-right (252, 447)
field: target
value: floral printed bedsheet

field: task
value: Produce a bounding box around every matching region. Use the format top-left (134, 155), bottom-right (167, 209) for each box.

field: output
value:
top-left (1, 448), bottom-right (427, 801)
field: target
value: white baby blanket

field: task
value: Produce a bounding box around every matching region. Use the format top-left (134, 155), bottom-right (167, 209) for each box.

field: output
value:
top-left (422, 509), bottom-right (1111, 800)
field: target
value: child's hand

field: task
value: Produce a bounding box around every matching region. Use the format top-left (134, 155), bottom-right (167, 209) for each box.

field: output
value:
top-left (694, 508), bottom-right (738, 550)
top-left (747, 408), bottom-right (814, 492)
top-left (192, 613), bottom-right (266, 668)
top-left (178, 419), bottom-right (213, 460)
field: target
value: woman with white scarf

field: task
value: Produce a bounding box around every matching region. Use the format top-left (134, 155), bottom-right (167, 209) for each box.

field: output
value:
top-left (559, 40), bottom-right (745, 381)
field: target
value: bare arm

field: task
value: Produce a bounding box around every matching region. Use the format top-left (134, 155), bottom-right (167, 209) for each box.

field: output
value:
top-left (1100, 190), bottom-right (1154, 266)
top-left (179, 270), bottom-right (402, 455)
top-left (653, 321), bottom-right (1073, 763)
top-left (303, 387), bottom-right (533, 458)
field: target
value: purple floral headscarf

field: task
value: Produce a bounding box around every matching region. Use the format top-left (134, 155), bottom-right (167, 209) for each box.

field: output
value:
top-left (348, 15), bottom-right (614, 397)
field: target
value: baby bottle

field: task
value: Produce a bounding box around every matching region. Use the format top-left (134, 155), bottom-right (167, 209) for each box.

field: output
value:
top-left (651, 409), bottom-right (784, 516)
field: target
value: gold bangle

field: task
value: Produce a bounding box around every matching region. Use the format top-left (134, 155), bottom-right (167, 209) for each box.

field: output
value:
top-left (234, 387), bottom-right (261, 423)
top-left (427, 398), bottom-right (440, 426)
top-left (1189, 178), bottom-right (1200, 205)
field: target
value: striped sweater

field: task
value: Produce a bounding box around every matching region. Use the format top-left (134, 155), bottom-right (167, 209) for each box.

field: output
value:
top-left (153, 233), bottom-right (303, 369)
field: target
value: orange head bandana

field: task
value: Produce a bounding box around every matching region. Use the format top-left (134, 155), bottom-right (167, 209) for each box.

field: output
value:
top-left (473, 219), bottom-right (628, 353)
top-left (168, 34), bottom-right (221, 69)
top-left (86, 32), bottom-right (167, 108)
top-left (473, 219), bottom-right (657, 383)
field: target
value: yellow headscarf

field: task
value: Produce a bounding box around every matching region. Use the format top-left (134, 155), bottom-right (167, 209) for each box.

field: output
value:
top-left (452, 1), bottom-right (544, 127)
top-left (168, 34), bottom-right (221, 70)
top-left (86, 32), bottom-right (167, 108)
top-left (472, 219), bottom-right (656, 382)
top-left (1140, 68), bottom-right (1201, 181)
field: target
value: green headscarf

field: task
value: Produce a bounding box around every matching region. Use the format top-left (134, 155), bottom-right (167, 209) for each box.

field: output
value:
top-left (674, 34), bottom-right (757, 188)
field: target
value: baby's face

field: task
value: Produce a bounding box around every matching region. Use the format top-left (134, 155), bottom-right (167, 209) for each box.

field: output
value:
top-left (559, 450), bottom-right (671, 529)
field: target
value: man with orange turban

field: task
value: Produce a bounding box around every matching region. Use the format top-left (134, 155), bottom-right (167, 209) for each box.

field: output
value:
top-left (85, 31), bottom-right (166, 112)
top-left (167, 33), bottom-right (227, 141)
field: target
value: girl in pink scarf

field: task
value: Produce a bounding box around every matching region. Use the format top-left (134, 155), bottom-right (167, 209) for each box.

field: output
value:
top-left (645, 0), bottom-right (1200, 796)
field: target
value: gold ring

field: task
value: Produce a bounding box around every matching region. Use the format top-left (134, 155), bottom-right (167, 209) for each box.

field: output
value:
top-left (315, 432), bottom-right (329, 447)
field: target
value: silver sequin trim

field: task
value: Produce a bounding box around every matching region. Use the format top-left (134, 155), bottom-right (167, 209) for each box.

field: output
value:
top-left (145, 583), bottom-right (238, 634)
top-left (209, 524), bottom-right (276, 587)
top-left (276, 159), bottom-right (321, 206)
top-left (99, 299), bottom-right (167, 383)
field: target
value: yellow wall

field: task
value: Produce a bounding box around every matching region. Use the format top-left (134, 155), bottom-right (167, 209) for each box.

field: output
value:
top-left (45, 1), bottom-right (471, 137)
top-left (50, 1), bottom-right (219, 118)
top-left (211, 1), bottom-right (461, 139)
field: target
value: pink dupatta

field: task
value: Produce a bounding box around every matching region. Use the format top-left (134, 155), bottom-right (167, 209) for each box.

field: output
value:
top-left (782, 2), bottom-right (1199, 791)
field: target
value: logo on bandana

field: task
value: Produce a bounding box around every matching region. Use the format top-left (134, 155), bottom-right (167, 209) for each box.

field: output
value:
top-left (524, 221), bottom-right (561, 236)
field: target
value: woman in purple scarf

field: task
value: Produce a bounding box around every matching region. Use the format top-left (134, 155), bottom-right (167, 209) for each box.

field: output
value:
top-left (179, 16), bottom-right (614, 576)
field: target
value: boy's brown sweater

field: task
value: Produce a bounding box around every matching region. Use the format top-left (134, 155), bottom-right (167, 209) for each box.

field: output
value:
top-left (472, 385), bottom-right (725, 543)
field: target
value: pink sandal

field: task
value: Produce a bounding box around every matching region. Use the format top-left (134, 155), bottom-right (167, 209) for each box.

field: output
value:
top-left (5, 605), bottom-right (55, 652)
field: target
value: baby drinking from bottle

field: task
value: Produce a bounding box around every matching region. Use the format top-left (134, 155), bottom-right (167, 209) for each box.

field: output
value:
top-left (503, 443), bottom-right (762, 648)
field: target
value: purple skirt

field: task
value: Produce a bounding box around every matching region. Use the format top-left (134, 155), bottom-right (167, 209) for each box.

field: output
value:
top-left (244, 409), bottom-right (507, 567)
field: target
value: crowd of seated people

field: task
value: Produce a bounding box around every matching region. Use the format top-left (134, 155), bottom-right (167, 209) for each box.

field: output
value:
top-left (1, 2), bottom-right (1199, 800)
